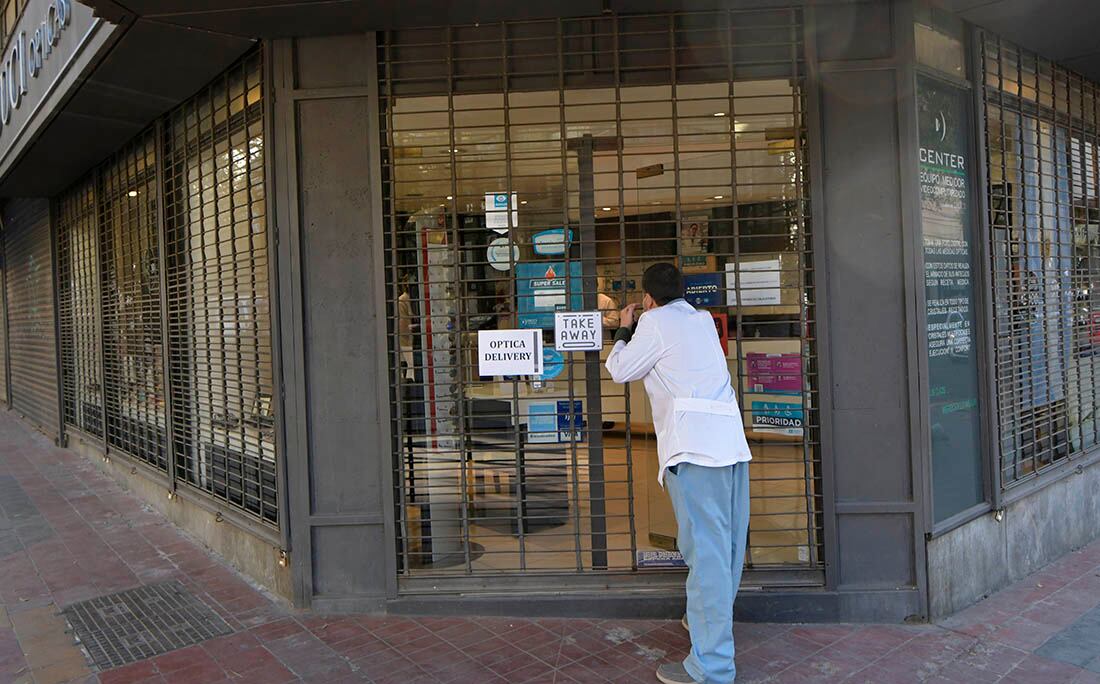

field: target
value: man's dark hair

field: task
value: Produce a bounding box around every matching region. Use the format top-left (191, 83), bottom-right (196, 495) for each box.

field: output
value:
top-left (642, 262), bottom-right (684, 305)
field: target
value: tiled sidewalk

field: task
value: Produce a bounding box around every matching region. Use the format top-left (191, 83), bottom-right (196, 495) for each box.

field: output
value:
top-left (0, 412), bottom-right (1098, 684)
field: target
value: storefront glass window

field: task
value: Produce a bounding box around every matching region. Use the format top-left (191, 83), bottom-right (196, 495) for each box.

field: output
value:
top-left (915, 4), bottom-right (966, 80)
top-left (381, 10), bottom-right (820, 579)
top-left (917, 74), bottom-right (985, 522)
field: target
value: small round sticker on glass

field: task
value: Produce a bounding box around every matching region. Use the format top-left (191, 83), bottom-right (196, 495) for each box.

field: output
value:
top-left (541, 347), bottom-right (565, 380)
top-left (487, 237), bottom-right (519, 271)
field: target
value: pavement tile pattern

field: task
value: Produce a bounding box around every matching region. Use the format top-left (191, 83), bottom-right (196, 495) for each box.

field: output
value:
top-left (0, 412), bottom-right (1097, 683)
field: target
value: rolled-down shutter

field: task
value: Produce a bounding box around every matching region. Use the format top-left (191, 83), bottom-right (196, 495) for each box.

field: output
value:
top-left (0, 241), bottom-right (8, 406)
top-left (4, 199), bottom-right (59, 439)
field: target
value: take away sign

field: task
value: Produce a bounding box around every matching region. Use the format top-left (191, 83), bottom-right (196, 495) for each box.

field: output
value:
top-left (554, 311), bottom-right (603, 351)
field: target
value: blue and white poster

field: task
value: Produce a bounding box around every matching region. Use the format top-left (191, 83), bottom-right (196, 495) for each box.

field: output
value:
top-left (683, 272), bottom-right (723, 307)
top-left (485, 192), bottom-right (518, 233)
top-left (750, 401), bottom-right (804, 437)
top-left (533, 228), bottom-right (573, 256)
top-left (528, 403), bottom-right (558, 443)
top-left (516, 262), bottom-right (584, 329)
top-left (557, 400), bottom-right (585, 442)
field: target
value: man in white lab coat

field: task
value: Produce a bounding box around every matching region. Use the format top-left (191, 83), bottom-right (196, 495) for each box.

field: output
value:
top-left (606, 263), bottom-right (751, 684)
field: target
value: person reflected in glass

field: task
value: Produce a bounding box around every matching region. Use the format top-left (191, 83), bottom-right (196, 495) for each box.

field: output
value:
top-left (397, 274), bottom-right (417, 381)
top-left (605, 263), bottom-right (751, 684)
top-left (597, 276), bottom-right (621, 329)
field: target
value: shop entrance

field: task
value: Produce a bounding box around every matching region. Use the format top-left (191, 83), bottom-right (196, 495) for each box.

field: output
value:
top-left (379, 8), bottom-right (822, 587)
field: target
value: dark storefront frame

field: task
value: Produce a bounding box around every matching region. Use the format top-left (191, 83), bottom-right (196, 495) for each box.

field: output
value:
top-left (269, 3), bottom-right (944, 618)
top-left (911, 10), bottom-right (1000, 535)
top-left (377, 7), bottom-right (824, 590)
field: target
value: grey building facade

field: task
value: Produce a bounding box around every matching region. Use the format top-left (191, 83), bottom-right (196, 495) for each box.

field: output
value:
top-left (0, 0), bottom-right (1096, 623)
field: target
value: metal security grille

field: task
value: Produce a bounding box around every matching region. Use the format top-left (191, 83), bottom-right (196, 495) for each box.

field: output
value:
top-left (98, 131), bottom-right (168, 471)
top-left (982, 34), bottom-right (1100, 485)
top-left (51, 49), bottom-right (278, 530)
top-left (380, 9), bottom-right (821, 581)
top-left (163, 52), bottom-right (277, 525)
top-left (4, 198), bottom-right (58, 438)
top-left (56, 177), bottom-right (103, 437)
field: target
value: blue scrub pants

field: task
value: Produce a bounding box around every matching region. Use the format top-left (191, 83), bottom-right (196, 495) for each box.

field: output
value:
top-left (665, 461), bottom-right (750, 684)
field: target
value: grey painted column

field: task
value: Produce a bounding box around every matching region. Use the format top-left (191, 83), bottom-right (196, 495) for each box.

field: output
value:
top-left (271, 34), bottom-right (398, 611)
top-left (808, 0), bottom-right (930, 620)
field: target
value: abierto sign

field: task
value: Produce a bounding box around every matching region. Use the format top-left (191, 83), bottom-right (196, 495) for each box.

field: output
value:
top-left (0, 0), bottom-right (73, 132)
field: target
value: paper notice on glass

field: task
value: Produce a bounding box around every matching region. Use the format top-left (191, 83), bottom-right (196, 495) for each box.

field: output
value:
top-left (477, 329), bottom-right (543, 376)
top-left (534, 289), bottom-right (565, 309)
top-left (485, 192), bottom-right (519, 233)
top-left (726, 259), bottom-right (782, 306)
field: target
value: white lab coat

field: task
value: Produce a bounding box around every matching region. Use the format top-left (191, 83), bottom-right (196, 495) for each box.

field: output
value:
top-left (605, 299), bottom-right (752, 485)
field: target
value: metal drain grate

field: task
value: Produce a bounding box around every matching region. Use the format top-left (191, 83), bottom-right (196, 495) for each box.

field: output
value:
top-left (61, 580), bottom-right (233, 670)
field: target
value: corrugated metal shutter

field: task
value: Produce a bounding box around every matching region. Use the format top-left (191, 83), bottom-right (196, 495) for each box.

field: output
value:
top-left (0, 241), bottom-right (8, 405)
top-left (4, 198), bottom-right (59, 438)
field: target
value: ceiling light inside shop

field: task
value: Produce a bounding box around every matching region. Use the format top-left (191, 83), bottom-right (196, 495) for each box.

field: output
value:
top-left (521, 200), bottom-right (528, 205)
top-left (446, 196), bottom-right (453, 200)
top-left (602, 207), bottom-right (612, 211)
top-left (127, 190), bottom-right (138, 197)
top-left (714, 112), bottom-right (726, 117)
top-left (713, 195), bottom-right (724, 200)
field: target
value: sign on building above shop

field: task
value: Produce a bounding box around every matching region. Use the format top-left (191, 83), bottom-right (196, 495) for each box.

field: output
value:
top-left (554, 311), bottom-right (602, 351)
top-left (0, 0), bottom-right (73, 137)
top-left (477, 329), bottom-right (543, 376)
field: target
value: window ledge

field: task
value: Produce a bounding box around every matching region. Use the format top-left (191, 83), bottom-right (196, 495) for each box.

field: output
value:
top-left (1001, 446), bottom-right (1100, 508)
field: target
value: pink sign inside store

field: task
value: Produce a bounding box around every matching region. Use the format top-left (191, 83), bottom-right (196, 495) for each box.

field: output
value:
top-left (746, 353), bottom-right (802, 395)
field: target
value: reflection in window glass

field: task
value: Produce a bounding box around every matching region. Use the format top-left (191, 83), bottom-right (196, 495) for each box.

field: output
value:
top-left (915, 2), bottom-right (966, 79)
